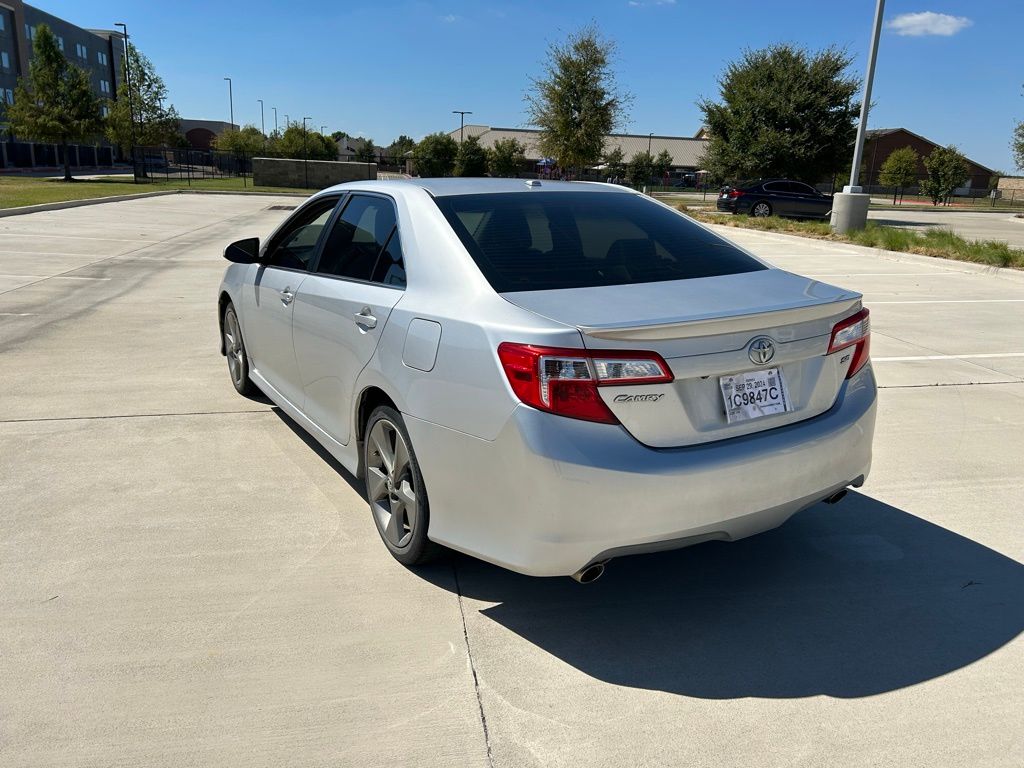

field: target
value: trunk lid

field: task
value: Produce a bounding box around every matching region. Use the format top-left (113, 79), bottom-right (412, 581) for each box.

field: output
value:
top-left (502, 269), bottom-right (862, 447)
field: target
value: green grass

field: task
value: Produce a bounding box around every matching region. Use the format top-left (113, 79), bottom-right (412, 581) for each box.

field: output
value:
top-left (0, 175), bottom-right (314, 209)
top-left (682, 207), bottom-right (1024, 269)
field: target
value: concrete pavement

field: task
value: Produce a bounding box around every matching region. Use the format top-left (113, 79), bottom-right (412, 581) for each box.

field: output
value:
top-left (1, 196), bottom-right (1022, 767)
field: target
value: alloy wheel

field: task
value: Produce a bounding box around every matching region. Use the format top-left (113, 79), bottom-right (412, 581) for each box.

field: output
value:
top-left (752, 202), bottom-right (771, 217)
top-left (224, 310), bottom-right (245, 387)
top-left (366, 418), bottom-right (418, 548)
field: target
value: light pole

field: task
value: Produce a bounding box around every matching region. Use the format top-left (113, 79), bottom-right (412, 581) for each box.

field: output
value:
top-left (114, 22), bottom-right (136, 179)
top-left (223, 77), bottom-right (234, 128)
top-left (302, 116), bottom-right (311, 189)
top-left (284, 114), bottom-right (290, 128)
top-left (257, 99), bottom-right (265, 139)
top-left (272, 107), bottom-right (278, 135)
top-left (320, 125), bottom-right (326, 135)
top-left (647, 132), bottom-right (653, 155)
top-left (452, 110), bottom-right (472, 142)
top-left (831, 0), bottom-right (886, 233)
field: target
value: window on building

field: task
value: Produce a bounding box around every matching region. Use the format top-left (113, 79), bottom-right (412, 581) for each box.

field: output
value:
top-left (24, 24), bottom-right (34, 41)
top-left (75, 42), bottom-right (87, 59)
top-left (3, 89), bottom-right (12, 105)
top-left (57, 36), bottom-right (64, 51)
top-left (101, 104), bottom-right (110, 117)
top-left (97, 51), bottom-right (107, 66)
top-left (0, 15), bottom-right (6, 32)
top-left (99, 79), bottom-right (111, 94)
top-left (0, 51), bottom-right (9, 70)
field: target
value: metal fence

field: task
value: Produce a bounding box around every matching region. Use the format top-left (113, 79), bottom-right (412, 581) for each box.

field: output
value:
top-left (130, 146), bottom-right (254, 185)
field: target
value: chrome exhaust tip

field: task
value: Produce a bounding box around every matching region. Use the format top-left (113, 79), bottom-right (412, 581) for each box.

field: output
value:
top-left (824, 489), bottom-right (848, 505)
top-left (571, 561), bottom-right (607, 584)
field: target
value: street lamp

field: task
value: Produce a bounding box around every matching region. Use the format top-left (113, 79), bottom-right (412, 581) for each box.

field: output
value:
top-left (272, 106), bottom-right (278, 135)
top-left (320, 125), bottom-right (326, 135)
top-left (113, 22), bottom-right (136, 178)
top-left (257, 99), bottom-right (265, 139)
top-left (452, 110), bottom-right (472, 142)
top-left (648, 132), bottom-right (653, 155)
top-left (302, 116), bottom-right (311, 189)
top-left (831, 0), bottom-right (886, 233)
top-left (284, 114), bottom-right (290, 128)
top-left (223, 77), bottom-right (234, 128)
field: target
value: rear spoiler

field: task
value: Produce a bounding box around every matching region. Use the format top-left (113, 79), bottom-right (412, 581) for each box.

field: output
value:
top-left (578, 299), bottom-right (861, 342)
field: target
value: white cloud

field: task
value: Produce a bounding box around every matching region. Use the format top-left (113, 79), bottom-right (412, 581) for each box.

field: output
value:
top-left (628, 0), bottom-right (676, 6)
top-left (440, 13), bottom-right (458, 23)
top-left (886, 11), bottom-right (972, 37)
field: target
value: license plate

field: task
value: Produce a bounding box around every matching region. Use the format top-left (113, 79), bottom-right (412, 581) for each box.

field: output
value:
top-left (720, 193), bottom-right (728, 199)
top-left (719, 367), bottom-right (792, 424)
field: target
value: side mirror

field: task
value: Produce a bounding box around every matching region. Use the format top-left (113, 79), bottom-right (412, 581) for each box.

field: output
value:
top-left (224, 237), bottom-right (260, 264)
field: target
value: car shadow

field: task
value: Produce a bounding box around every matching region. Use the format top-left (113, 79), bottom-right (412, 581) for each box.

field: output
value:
top-left (869, 218), bottom-right (942, 228)
top-left (270, 406), bottom-right (365, 497)
top-left (417, 492), bottom-right (1024, 700)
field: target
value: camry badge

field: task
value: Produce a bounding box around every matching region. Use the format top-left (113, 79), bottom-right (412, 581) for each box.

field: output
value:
top-left (748, 337), bottom-right (776, 365)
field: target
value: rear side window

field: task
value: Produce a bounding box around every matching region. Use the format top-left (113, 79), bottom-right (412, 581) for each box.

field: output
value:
top-left (433, 192), bottom-right (765, 292)
top-left (317, 195), bottom-right (398, 282)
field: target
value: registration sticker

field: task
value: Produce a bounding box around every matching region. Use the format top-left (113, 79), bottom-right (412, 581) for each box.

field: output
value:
top-left (719, 367), bottom-right (792, 424)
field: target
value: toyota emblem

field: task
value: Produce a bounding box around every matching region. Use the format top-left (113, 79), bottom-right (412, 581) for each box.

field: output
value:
top-left (748, 337), bottom-right (776, 365)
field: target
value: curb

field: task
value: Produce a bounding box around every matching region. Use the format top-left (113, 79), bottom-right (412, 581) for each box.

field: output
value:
top-left (0, 190), bottom-right (180, 217)
top-left (0, 188), bottom-right (313, 217)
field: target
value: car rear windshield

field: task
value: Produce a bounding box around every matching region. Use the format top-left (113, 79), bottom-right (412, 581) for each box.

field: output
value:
top-left (433, 191), bottom-right (766, 292)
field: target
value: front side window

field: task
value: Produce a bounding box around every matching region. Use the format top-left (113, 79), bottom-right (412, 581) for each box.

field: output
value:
top-left (263, 197), bottom-right (339, 271)
top-left (433, 191), bottom-right (765, 293)
top-left (316, 195), bottom-right (401, 284)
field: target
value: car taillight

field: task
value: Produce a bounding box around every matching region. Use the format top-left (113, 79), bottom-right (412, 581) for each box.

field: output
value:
top-left (828, 308), bottom-right (871, 379)
top-left (728, 189), bottom-right (744, 198)
top-left (497, 343), bottom-right (674, 424)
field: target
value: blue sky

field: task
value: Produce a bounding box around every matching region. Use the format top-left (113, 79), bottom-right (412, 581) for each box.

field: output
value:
top-left (44, 0), bottom-right (1023, 171)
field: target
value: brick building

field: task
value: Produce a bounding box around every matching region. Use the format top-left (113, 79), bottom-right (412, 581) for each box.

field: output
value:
top-left (860, 128), bottom-right (995, 192)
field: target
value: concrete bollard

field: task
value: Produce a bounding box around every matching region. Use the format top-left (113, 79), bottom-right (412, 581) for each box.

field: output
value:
top-left (830, 186), bottom-right (871, 234)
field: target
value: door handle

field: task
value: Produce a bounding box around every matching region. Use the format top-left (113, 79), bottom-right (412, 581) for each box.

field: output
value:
top-left (353, 307), bottom-right (377, 329)
top-left (280, 287), bottom-right (294, 306)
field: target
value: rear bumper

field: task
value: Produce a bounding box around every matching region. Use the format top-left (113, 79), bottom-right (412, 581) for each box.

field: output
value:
top-left (407, 365), bottom-right (877, 577)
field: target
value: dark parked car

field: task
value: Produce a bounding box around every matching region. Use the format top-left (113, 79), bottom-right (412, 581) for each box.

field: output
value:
top-left (716, 179), bottom-right (833, 219)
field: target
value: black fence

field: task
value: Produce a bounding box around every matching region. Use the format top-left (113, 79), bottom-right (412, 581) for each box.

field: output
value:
top-left (1, 140), bottom-right (116, 169)
top-left (130, 146), bottom-right (254, 185)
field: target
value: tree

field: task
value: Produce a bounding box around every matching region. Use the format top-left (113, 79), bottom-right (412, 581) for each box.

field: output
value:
top-left (602, 146), bottom-right (626, 180)
top-left (6, 24), bottom-right (103, 181)
top-left (331, 130), bottom-right (349, 143)
top-left (455, 135), bottom-right (488, 177)
top-left (488, 137), bottom-right (526, 177)
top-left (525, 24), bottom-right (630, 175)
top-left (266, 124), bottom-right (335, 161)
top-left (919, 145), bottom-right (969, 206)
top-left (105, 42), bottom-right (181, 151)
top-left (878, 146), bottom-right (920, 204)
top-left (627, 151), bottom-right (653, 188)
top-left (698, 44), bottom-right (860, 183)
top-left (414, 132), bottom-right (458, 177)
top-left (652, 149), bottom-right (673, 182)
top-left (355, 139), bottom-right (377, 163)
top-left (386, 134), bottom-right (417, 161)
top-left (213, 125), bottom-right (265, 155)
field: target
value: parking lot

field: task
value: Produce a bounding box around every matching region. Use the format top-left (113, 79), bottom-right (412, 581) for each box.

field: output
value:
top-left (1, 193), bottom-right (1022, 767)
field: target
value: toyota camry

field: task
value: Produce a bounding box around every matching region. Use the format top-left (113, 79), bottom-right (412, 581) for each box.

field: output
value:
top-left (218, 179), bottom-right (876, 582)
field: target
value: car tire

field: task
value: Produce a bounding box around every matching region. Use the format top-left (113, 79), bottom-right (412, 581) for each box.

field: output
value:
top-left (751, 201), bottom-right (773, 218)
top-left (363, 405), bottom-right (440, 567)
top-left (222, 302), bottom-right (257, 397)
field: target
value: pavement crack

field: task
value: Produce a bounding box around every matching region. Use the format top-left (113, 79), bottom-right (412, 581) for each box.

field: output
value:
top-left (453, 563), bottom-right (494, 768)
top-left (0, 408), bottom-right (272, 424)
top-left (879, 380), bottom-right (1023, 389)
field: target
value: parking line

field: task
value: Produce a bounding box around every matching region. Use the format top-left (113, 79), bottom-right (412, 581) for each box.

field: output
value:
top-left (806, 272), bottom-right (969, 277)
top-left (874, 353), bottom-right (1024, 362)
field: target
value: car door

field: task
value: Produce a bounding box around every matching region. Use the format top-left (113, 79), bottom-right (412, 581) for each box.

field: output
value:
top-left (788, 181), bottom-right (829, 217)
top-left (240, 195), bottom-right (341, 408)
top-left (761, 181), bottom-right (795, 215)
top-left (292, 194), bottom-right (407, 446)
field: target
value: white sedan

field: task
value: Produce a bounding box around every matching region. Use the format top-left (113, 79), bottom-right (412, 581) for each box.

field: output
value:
top-left (218, 179), bottom-right (875, 582)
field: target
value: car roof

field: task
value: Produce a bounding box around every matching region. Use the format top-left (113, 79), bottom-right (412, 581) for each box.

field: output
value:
top-left (319, 177), bottom-right (637, 198)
